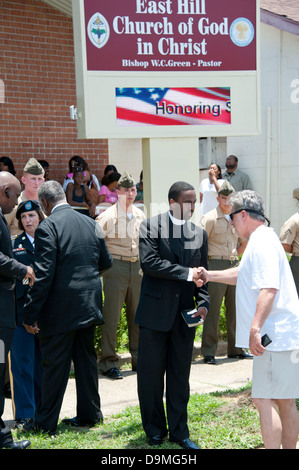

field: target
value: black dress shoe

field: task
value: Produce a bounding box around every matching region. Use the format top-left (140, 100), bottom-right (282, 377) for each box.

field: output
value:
top-left (22, 420), bottom-right (36, 433)
top-left (62, 416), bottom-right (103, 427)
top-left (2, 439), bottom-right (31, 449)
top-left (174, 438), bottom-right (200, 450)
top-left (203, 355), bottom-right (216, 364)
top-left (228, 352), bottom-right (253, 359)
top-left (147, 431), bottom-right (168, 446)
top-left (148, 435), bottom-right (164, 446)
top-left (22, 420), bottom-right (56, 436)
top-left (14, 418), bottom-right (33, 429)
top-left (103, 367), bottom-right (123, 379)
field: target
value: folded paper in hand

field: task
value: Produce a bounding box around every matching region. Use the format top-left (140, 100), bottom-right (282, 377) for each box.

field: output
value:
top-left (181, 308), bottom-right (204, 327)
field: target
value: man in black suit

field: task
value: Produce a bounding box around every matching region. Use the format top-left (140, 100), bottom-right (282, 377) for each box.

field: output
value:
top-left (135, 181), bottom-right (209, 449)
top-left (0, 171), bottom-right (35, 449)
top-left (23, 180), bottom-right (113, 435)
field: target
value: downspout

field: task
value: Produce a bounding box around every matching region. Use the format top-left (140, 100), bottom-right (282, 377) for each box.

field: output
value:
top-left (266, 107), bottom-right (271, 218)
top-left (277, 30), bottom-right (282, 228)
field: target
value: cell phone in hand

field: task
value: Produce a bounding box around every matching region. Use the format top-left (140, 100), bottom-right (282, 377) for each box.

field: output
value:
top-left (261, 334), bottom-right (272, 347)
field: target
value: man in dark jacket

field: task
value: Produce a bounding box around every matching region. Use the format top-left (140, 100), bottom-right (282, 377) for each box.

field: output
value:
top-left (0, 171), bottom-right (35, 449)
top-left (135, 181), bottom-right (209, 449)
top-left (23, 180), bottom-right (113, 434)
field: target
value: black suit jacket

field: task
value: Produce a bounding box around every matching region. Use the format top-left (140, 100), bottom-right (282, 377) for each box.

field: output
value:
top-left (135, 211), bottom-right (209, 332)
top-left (0, 209), bottom-right (28, 329)
top-left (12, 232), bottom-right (35, 326)
top-left (23, 204), bottom-right (113, 338)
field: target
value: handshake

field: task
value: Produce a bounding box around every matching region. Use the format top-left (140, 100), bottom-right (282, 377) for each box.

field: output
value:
top-left (192, 267), bottom-right (209, 286)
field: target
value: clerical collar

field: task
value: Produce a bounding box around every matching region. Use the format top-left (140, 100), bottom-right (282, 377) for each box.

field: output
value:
top-left (168, 211), bottom-right (185, 226)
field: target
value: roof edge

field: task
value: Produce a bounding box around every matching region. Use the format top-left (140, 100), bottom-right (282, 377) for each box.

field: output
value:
top-left (261, 8), bottom-right (299, 36)
top-left (41, 0), bottom-right (72, 17)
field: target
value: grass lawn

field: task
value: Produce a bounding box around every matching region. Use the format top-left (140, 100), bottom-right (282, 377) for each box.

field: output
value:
top-left (14, 385), bottom-right (264, 450)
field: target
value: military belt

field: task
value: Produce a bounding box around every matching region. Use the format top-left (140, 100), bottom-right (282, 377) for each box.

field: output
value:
top-left (113, 254), bottom-right (140, 263)
top-left (208, 255), bottom-right (239, 261)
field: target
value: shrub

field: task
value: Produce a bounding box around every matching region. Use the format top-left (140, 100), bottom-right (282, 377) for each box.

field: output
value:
top-left (95, 301), bottom-right (227, 354)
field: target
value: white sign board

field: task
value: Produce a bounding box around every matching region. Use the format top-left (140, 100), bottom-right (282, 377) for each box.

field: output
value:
top-left (72, 0), bottom-right (260, 139)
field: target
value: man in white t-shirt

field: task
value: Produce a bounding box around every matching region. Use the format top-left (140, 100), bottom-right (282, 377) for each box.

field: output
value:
top-left (198, 190), bottom-right (299, 449)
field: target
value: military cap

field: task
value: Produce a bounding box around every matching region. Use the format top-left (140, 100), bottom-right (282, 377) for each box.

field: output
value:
top-left (23, 158), bottom-right (44, 175)
top-left (16, 200), bottom-right (41, 219)
top-left (218, 180), bottom-right (235, 196)
top-left (118, 171), bottom-right (136, 188)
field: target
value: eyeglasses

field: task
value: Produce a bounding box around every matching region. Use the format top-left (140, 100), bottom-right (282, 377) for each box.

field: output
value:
top-left (229, 209), bottom-right (270, 226)
top-left (229, 209), bottom-right (244, 221)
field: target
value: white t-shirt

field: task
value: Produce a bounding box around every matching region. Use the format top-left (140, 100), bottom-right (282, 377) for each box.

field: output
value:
top-left (199, 178), bottom-right (225, 216)
top-left (236, 225), bottom-right (299, 351)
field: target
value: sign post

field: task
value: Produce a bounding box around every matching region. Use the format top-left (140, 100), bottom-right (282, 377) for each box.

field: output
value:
top-left (72, 0), bottom-right (260, 213)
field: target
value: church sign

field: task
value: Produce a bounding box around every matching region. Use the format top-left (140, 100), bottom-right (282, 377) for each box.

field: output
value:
top-left (72, 0), bottom-right (260, 138)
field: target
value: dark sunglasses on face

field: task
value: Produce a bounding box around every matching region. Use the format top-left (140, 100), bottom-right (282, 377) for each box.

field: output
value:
top-left (229, 208), bottom-right (270, 226)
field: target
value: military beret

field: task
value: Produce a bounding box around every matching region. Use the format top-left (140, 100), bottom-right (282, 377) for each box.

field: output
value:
top-left (218, 180), bottom-right (235, 196)
top-left (16, 200), bottom-right (41, 219)
top-left (118, 171), bottom-right (136, 188)
top-left (23, 158), bottom-right (44, 175)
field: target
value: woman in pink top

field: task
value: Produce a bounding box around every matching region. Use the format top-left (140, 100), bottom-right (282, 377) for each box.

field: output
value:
top-left (98, 171), bottom-right (121, 205)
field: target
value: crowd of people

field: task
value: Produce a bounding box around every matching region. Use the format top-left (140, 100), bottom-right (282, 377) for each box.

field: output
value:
top-left (0, 153), bottom-right (298, 450)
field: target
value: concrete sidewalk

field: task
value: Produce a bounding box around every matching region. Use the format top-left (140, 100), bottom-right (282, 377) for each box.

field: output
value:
top-left (3, 344), bottom-right (253, 427)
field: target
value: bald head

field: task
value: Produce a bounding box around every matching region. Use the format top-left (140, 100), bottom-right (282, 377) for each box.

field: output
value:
top-left (0, 171), bottom-right (20, 188)
top-left (0, 171), bottom-right (21, 214)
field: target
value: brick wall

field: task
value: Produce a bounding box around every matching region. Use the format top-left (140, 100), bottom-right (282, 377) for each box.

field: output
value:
top-left (0, 0), bottom-right (108, 185)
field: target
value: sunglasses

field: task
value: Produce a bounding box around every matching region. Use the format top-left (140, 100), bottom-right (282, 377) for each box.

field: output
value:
top-left (229, 209), bottom-right (270, 226)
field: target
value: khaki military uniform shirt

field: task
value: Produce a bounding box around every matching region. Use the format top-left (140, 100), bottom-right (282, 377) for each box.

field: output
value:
top-left (200, 205), bottom-right (239, 259)
top-left (96, 202), bottom-right (146, 258)
top-left (280, 212), bottom-right (299, 256)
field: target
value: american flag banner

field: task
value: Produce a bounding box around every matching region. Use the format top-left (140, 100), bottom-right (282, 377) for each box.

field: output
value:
top-left (115, 87), bottom-right (231, 127)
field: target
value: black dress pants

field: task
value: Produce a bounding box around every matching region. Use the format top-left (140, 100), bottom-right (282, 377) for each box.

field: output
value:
top-left (35, 325), bottom-right (102, 433)
top-left (0, 328), bottom-right (14, 447)
top-left (137, 312), bottom-right (195, 442)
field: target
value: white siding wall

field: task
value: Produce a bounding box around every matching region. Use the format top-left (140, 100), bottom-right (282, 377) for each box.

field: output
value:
top-left (108, 138), bottom-right (143, 184)
top-left (108, 22), bottom-right (299, 234)
top-left (227, 23), bottom-right (299, 234)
